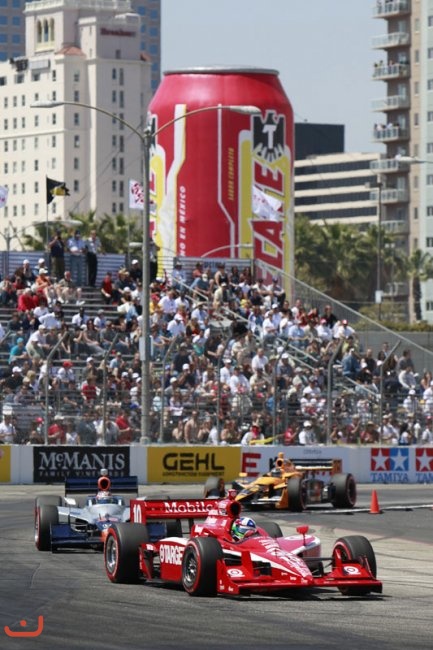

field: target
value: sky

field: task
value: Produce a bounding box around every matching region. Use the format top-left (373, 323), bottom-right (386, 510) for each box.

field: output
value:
top-left (161, 0), bottom-right (383, 154)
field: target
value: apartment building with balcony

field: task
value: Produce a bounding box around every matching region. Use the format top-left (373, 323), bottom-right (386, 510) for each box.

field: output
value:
top-left (372, 0), bottom-right (433, 319)
top-left (0, 0), bottom-right (152, 231)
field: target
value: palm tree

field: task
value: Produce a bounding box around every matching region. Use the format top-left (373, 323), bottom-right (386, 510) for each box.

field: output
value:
top-left (405, 249), bottom-right (433, 321)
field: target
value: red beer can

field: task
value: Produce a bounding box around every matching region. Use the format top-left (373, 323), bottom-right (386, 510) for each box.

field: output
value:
top-left (148, 66), bottom-right (294, 274)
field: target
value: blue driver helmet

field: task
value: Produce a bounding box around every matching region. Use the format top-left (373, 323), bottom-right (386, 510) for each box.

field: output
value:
top-left (231, 517), bottom-right (257, 542)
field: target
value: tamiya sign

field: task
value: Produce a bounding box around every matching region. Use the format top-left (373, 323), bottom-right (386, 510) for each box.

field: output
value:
top-left (370, 448), bottom-right (410, 483)
top-left (415, 448), bottom-right (433, 483)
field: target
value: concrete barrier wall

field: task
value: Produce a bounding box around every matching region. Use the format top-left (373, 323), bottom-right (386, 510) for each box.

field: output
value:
top-left (2, 445), bottom-right (433, 485)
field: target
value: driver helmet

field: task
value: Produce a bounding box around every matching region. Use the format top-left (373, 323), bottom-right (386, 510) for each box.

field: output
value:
top-left (231, 517), bottom-right (257, 542)
top-left (271, 467), bottom-right (282, 477)
top-left (96, 490), bottom-right (111, 503)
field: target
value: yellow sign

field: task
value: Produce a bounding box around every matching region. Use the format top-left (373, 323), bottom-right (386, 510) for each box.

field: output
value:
top-left (0, 445), bottom-right (11, 482)
top-left (148, 446), bottom-right (241, 484)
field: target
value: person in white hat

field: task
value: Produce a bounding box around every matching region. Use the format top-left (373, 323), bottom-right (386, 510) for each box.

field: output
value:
top-left (298, 420), bottom-right (317, 446)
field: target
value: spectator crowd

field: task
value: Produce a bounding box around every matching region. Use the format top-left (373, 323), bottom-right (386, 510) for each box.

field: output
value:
top-left (0, 247), bottom-right (432, 448)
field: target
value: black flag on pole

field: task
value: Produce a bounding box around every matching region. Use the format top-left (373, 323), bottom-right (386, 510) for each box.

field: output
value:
top-left (46, 177), bottom-right (70, 204)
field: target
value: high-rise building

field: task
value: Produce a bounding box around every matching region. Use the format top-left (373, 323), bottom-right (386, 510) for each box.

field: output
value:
top-left (0, 0), bottom-right (152, 230)
top-left (295, 152), bottom-right (381, 227)
top-left (0, 0), bottom-right (160, 92)
top-left (371, 0), bottom-right (433, 319)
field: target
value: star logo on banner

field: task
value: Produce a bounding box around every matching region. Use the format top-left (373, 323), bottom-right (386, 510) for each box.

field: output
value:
top-left (415, 448), bottom-right (433, 471)
top-left (390, 448), bottom-right (409, 471)
top-left (371, 448), bottom-right (389, 471)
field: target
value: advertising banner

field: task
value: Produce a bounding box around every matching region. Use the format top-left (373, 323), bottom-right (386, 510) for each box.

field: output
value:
top-left (0, 445), bottom-right (11, 482)
top-left (147, 445), bottom-right (241, 483)
top-left (33, 446), bottom-right (130, 482)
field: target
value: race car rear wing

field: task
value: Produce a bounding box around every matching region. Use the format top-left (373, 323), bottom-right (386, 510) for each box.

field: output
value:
top-left (131, 497), bottom-right (233, 524)
top-left (291, 459), bottom-right (342, 473)
top-left (65, 476), bottom-right (138, 495)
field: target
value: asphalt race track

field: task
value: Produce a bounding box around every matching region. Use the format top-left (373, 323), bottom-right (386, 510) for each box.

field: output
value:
top-left (1, 483), bottom-right (433, 650)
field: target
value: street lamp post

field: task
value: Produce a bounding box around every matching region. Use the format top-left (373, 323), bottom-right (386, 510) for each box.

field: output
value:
top-left (367, 178), bottom-right (383, 319)
top-left (31, 100), bottom-right (259, 443)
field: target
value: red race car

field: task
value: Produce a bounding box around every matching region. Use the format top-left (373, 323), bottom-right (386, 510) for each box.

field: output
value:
top-left (103, 491), bottom-right (382, 597)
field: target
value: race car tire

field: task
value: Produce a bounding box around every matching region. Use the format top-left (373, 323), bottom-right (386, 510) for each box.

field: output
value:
top-left (330, 473), bottom-right (357, 509)
top-left (287, 476), bottom-right (307, 512)
top-left (204, 476), bottom-right (226, 498)
top-left (257, 521), bottom-right (283, 538)
top-left (104, 523), bottom-right (149, 584)
top-left (35, 495), bottom-right (63, 507)
top-left (333, 535), bottom-right (377, 596)
top-left (166, 519), bottom-right (183, 537)
top-left (35, 505), bottom-right (59, 551)
top-left (182, 537), bottom-right (223, 596)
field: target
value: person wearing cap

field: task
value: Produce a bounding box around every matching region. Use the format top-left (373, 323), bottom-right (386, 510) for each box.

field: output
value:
top-left (49, 229), bottom-right (65, 281)
top-left (171, 260), bottom-right (187, 291)
top-left (381, 414), bottom-right (399, 445)
top-left (298, 420), bottom-right (317, 446)
top-left (241, 423), bottom-right (264, 445)
top-left (8, 337), bottom-right (28, 365)
top-left (402, 388), bottom-right (421, 420)
top-left (128, 258), bottom-right (142, 283)
top-left (33, 257), bottom-right (48, 277)
top-left (167, 312), bottom-right (186, 338)
top-left (265, 275), bottom-right (285, 307)
top-left (47, 414), bottom-right (66, 445)
top-left (57, 360), bottom-right (75, 385)
top-left (85, 229), bottom-right (102, 287)
top-left (66, 229), bottom-right (86, 286)
top-left (25, 324), bottom-right (50, 358)
top-left (18, 259), bottom-right (36, 287)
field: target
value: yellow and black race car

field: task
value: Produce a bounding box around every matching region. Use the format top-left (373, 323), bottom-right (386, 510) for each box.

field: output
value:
top-left (204, 453), bottom-right (357, 512)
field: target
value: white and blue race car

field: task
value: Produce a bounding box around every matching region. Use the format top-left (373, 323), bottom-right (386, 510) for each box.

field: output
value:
top-left (34, 470), bottom-right (138, 552)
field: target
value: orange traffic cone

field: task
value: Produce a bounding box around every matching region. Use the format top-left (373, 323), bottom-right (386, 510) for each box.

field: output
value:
top-left (369, 489), bottom-right (381, 514)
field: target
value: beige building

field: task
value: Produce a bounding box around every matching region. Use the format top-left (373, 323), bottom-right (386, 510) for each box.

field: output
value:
top-left (372, 0), bottom-right (433, 319)
top-left (0, 0), bottom-right (152, 236)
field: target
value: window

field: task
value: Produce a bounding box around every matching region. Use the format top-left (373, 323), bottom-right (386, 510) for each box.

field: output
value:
top-left (429, 16), bottom-right (433, 26)
top-left (414, 81), bottom-right (419, 95)
top-left (13, 96), bottom-right (17, 107)
top-left (414, 113), bottom-right (419, 126)
top-left (119, 68), bottom-right (124, 85)
top-left (34, 204), bottom-right (39, 216)
top-left (34, 160), bottom-right (39, 171)
top-left (112, 90), bottom-right (117, 103)
top-left (34, 137), bottom-right (39, 149)
top-left (115, 49), bottom-right (121, 59)
top-left (428, 48), bottom-right (433, 59)
top-left (73, 90), bottom-right (79, 102)
top-left (13, 118), bottom-right (17, 129)
top-left (414, 207), bottom-right (418, 220)
top-left (34, 115), bottom-right (39, 127)
top-left (112, 68), bottom-right (117, 80)
top-left (3, 163), bottom-right (8, 174)
top-left (13, 162), bottom-right (17, 173)
top-left (51, 158), bottom-right (56, 170)
top-left (73, 157), bottom-right (79, 170)
top-left (112, 202), bottom-right (117, 213)
top-left (119, 135), bottom-right (124, 152)
top-left (12, 140), bottom-right (17, 151)
top-left (3, 141), bottom-right (7, 152)
top-left (427, 237), bottom-right (433, 247)
top-left (428, 143), bottom-right (433, 154)
top-left (119, 91), bottom-right (124, 108)
top-left (112, 180), bottom-right (117, 192)
top-left (119, 181), bottom-right (124, 197)
top-left (428, 79), bottom-right (433, 91)
top-left (427, 174), bottom-right (433, 185)
top-left (21, 183), bottom-right (25, 194)
top-left (3, 97), bottom-right (7, 108)
top-left (112, 158), bottom-right (117, 171)
top-left (119, 202), bottom-right (124, 213)
top-left (21, 117), bottom-right (25, 128)
top-left (52, 113), bottom-right (56, 125)
top-left (52, 70), bottom-right (56, 82)
top-left (74, 135), bottom-right (80, 148)
top-left (427, 111), bottom-right (433, 122)
top-left (119, 158), bottom-right (124, 175)
top-left (35, 181), bottom-right (39, 193)
top-left (73, 112), bottom-right (80, 126)
top-left (52, 135), bottom-right (56, 147)
top-left (415, 50), bottom-right (420, 63)
top-left (21, 140), bottom-right (25, 151)
top-left (112, 135), bottom-right (117, 147)
top-left (73, 180), bottom-right (79, 192)
top-left (52, 91), bottom-right (56, 101)
top-left (3, 119), bottom-right (7, 130)
top-left (21, 161), bottom-right (25, 172)
top-left (73, 71), bottom-right (79, 82)
top-left (427, 206), bottom-right (433, 216)
top-left (21, 95), bottom-right (25, 106)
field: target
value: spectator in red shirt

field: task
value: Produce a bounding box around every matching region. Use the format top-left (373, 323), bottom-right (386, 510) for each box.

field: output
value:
top-left (115, 409), bottom-right (134, 444)
top-left (17, 287), bottom-right (38, 312)
top-left (81, 375), bottom-right (99, 403)
top-left (47, 414), bottom-right (66, 444)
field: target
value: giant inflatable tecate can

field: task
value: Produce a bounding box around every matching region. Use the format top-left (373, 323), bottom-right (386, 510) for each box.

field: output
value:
top-left (148, 66), bottom-right (294, 275)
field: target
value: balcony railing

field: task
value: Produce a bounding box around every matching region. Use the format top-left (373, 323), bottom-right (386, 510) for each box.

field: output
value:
top-left (370, 188), bottom-right (409, 203)
top-left (372, 125), bottom-right (409, 142)
top-left (371, 95), bottom-right (410, 111)
top-left (372, 31), bottom-right (410, 49)
top-left (382, 219), bottom-right (409, 235)
top-left (372, 63), bottom-right (409, 80)
top-left (373, 0), bottom-right (410, 19)
top-left (370, 158), bottom-right (409, 173)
